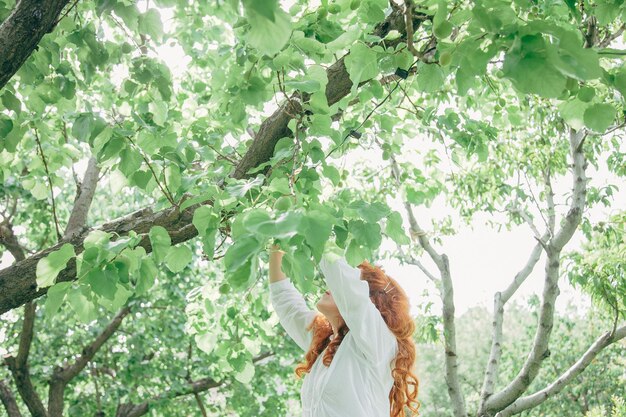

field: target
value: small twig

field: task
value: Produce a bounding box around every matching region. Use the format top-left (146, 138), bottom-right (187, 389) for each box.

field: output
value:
top-left (34, 126), bottom-right (62, 241)
top-left (207, 143), bottom-right (238, 165)
top-left (109, 15), bottom-right (143, 51)
top-left (125, 135), bottom-right (176, 206)
top-left (53, 0), bottom-right (80, 26)
top-left (522, 169), bottom-right (551, 235)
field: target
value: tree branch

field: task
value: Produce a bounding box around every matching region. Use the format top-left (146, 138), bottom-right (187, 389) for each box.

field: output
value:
top-left (115, 351), bottom-right (274, 417)
top-left (543, 167), bottom-right (556, 235)
top-left (0, 0), bottom-right (72, 89)
top-left (4, 347), bottom-right (47, 417)
top-left (478, 242), bottom-right (544, 413)
top-left (507, 206), bottom-right (546, 247)
top-left (0, 379), bottom-right (22, 417)
top-left (0, 224), bottom-right (46, 417)
top-left (439, 254), bottom-right (467, 417)
top-left (495, 325), bottom-right (626, 417)
top-left (48, 306), bottom-right (132, 417)
top-left (63, 156), bottom-right (101, 240)
top-left (550, 129), bottom-right (587, 252)
top-left (598, 24), bottom-right (625, 48)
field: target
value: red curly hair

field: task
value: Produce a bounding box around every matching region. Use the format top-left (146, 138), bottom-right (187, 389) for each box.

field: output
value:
top-left (294, 259), bottom-right (420, 417)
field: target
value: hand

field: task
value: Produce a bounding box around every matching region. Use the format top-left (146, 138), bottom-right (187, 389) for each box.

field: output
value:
top-left (268, 242), bottom-right (285, 254)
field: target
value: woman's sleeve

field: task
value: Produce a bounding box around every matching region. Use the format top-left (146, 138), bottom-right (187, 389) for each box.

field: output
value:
top-left (269, 279), bottom-right (319, 352)
top-left (318, 253), bottom-right (397, 365)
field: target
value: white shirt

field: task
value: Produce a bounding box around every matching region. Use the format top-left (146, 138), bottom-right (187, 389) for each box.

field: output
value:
top-left (269, 254), bottom-right (397, 417)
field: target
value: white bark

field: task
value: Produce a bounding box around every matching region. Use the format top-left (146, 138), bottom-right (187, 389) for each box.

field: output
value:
top-left (478, 241), bottom-right (544, 413)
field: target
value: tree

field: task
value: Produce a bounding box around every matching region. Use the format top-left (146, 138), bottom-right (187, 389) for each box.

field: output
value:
top-left (0, 0), bottom-right (624, 416)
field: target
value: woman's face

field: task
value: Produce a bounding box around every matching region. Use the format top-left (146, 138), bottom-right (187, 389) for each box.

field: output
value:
top-left (316, 289), bottom-right (341, 317)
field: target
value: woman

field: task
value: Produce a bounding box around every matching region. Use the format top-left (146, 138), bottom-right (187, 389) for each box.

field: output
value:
top-left (268, 242), bottom-right (420, 417)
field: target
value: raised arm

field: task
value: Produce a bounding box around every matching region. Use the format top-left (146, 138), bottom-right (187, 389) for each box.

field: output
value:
top-left (268, 244), bottom-right (318, 351)
top-left (318, 252), bottom-right (397, 366)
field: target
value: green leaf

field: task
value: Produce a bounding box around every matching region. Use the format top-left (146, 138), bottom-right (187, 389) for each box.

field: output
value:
top-left (583, 104), bottom-right (616, 132)
top-left (326, 27), bottom-right (360, 53)
top-left (283, 79), bottom-right (320, 93)
top-left (72, 113), bottom-right (93, 142)
top-left (357, 0), bottom-right (384, 23)
top-left (196, 331), bottom-right (218, 354)
top-left (549, 30), bottom-right (602, 81)
top-left (227, 256), bottom-right (258, 290)
top-left (594, 1), bottom-right (620, 25)
top-left (98, 136), bottom-right (125, 163)
top-left (242, 208), bottom-right (274, 235)
top-left (456, 63), bottom-right (477, 95)
top-left (224, 235), bottom-right (262, 272)
top-left (99, 283), bottom-right (132, 313)
top-left (344, 43), bottom-right (379, 92)
top-left (245, 7), bottom-right (292, 56)
top-left (67, 285), bottom-right (98, 323)
top-left (1, 91), bottom-right (22, 114)
top-left (577, 86), bottom-right (595, 102)
top-left (44, 282), bottom-right (72, 318)
top-left (293, 36), bottom-right (326, 56)
top-left (149, 225), bottom-right (171, 263)
top-left (558, 98), bottom-right (588, 130)
top-left (283, 249), bottom-right (315, 293)
top-left (84, 229), bottom-right (111, 249)
top-left (193, 205), bottom-right (219, 236)
top-left (433, 1), bottom-right (452, 39)
top-left (322, 164), bottom-right (341, 186)
top-left (84, 267), bottom-right (118, 300)
top-left (345, 238), bottom-right (370, 266)
top-left (385, 211), bottom-right (410, 245)
top-left (503, 34), bottom-right (567, 98)
top-left (36, 243), bottom-right (76, 288)
top-left (225, 175), bottom-right (264, 198)
top-left (416, 64), bottom-right (445, 93)
top-left (234, 361), bottom-right (256, 384)
top-left (164, 245), bottom-right (193, 273)
top-left (242, 0), bottom-right (277, 21)
top-left (349, 220), bottom-right (382, 249)
top-left (164, 165), bottom-right (181, 193)
top-left (201, 228), bottom-right (218, 260)
top-left (612, 67), bottom-right (626, 97)
top-left (149, 100), bottom-right (168, 126)
top-left (267, 177), bottom-right (291, 194)
top-left (0, 114), bottom-right (13, 137)
top-left (301, 210), bottom-right (334, 260)
top-left (136, 256), bottom-right (157, 295)
top-left (118, 147), bottom-right (143, 177)
top-left (138, 9), bottom-right (163, 42)
top-left (357, 201), bottom-right (390, 223)
top-left (273, 211), bottom-right (303, 239)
